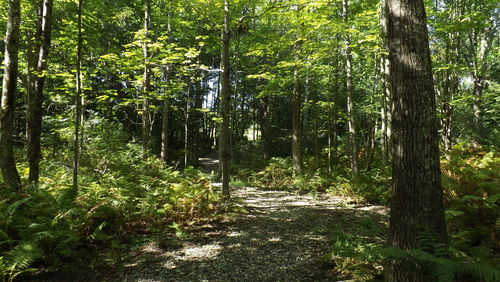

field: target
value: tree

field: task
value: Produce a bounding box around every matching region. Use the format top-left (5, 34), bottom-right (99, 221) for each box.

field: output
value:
top-left (142, 0), bottom-right (152, 157)
top-left (0, 0), bottom-right (22, 191)
top-left (343, 0), bottom-right (359, 176)
top-left (26, 0), bottom-right (54, 184)
top-left (219, 0), bottom-right (231, 198)
top-left (291, 5), bottom-right (304, 175)
top-left (161, 5), bottom-right (173, 164)
top-left (73, 0), bottom-right (83, 196)
top-left (386, 0), bottom-right (448, 280)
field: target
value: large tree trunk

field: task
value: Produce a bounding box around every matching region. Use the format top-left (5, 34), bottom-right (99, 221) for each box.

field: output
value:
top-left (73, 0), bottom-right (83, 195)
top-left (27, 0), bottom-right (54, 184)
top-left (386, 0), bottom-right (447, 280)
top-left (0, 0), bottom-right (22, 191)
top-left (343, 0), bottom-right (358, 176)
top-left (219, 0), bottom-right (231, 198)
top-left (142, 0), bottom-right (152, 157)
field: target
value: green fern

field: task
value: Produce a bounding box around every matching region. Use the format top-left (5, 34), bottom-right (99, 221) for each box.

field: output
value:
top-left (457, 262), bottom-right (500, 282)
top-left (1, 242), bottom-right (42, 282)
top-left (4, 198), bottom-right (31, 229)
top-left (376, 247), bottom-right (500, 282)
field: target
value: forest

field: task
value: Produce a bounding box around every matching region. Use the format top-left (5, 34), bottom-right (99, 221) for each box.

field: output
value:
top-left (0, 0), bottom-right (498, 281)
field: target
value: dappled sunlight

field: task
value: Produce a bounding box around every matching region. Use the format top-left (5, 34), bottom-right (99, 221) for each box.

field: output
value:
top-left (121, 185), bottom-right (387, 281)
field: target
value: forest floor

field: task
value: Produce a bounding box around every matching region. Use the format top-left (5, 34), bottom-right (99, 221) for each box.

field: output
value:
top-left (112, 156), bottom-right (388, 281)
top-left (30, 155), bottom-right (387, 281)
top-left (117, 187), bottom-right (386, 281)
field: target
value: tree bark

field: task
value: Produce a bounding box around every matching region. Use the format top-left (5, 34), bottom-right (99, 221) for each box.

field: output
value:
top-left (0, 0), bottom-right (22, 191)
top-left (343, 0), bottom-right (359, 176)
top-left (292, 13), bottom-right (304, 175)
top-left (219, 0), bottom-right (231, 198)
top-left (184, 83), bottom-right (191, 167)
top-left (142, 0), bottom-right (152, 157)
top-left (161, 9), bottom-right (173, 164)
top-left (380, 0), bottom-right (392, 163)
top-left (261, 96), bottom-right (271, 160)
top-left (386, 0), bottom-right (447, 280)
top-left (161, 77), bottom-right (170, 163)
top-left (73, 0), bottom-right (83, 195)
top-left (27, 0), bottom-right (54, 184)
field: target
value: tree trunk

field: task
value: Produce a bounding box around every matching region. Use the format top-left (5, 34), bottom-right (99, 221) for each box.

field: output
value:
top-left (191, 81), bottom-right (204, 165)
top-left (386, 0), bottom-right (448, 280)
top-left (27, 0), bottom-right (54, 184)
top-left (73, 0), bottom-right (83, 195)
top-left (0, 0), bottom-right (22, 191)
top-left (439, 67), bottom-right (455, 155)
top-left (219, 0), bottom-right (231, 198)
top-left (472, 76), bottom-right (483, 146)
top-left (292, 33), bottom-right (304, 175)
top-left (142, 0), bottom-right (152, 157)
top-left (184, 85), bottom-right (190, 167)
top-left (366, 54), bottom-right (379, 171)
top-left (161, 83), bottom-right (170, 163)
top-left (261, 96), bottom-right (271, 160)
top-left (379, 0), bottom-right (391, 163)
top-left (161, 8), bottom-right (173, 164)
top-left (343, 0), bottom-right (359, 176)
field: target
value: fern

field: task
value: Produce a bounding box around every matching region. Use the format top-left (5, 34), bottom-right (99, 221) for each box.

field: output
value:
top-left (4, 198), bottom-right (31, 230)
top-left (457, 262), bottom-right (500, 282)
top-left (1, 242), bottom-right (42, 282)
top-left (376, 247), bottom-right (500, 282)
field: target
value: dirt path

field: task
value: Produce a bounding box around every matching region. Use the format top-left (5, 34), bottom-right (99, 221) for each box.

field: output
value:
top-left (117, 166), bottom-right (387, 281)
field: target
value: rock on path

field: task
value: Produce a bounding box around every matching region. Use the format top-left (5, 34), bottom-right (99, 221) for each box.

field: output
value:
top-left (118, 185), bottom-right (387, 281)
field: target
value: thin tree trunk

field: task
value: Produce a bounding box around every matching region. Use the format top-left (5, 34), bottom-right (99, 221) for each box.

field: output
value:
top-left (191, 81), bottom-right (204, 165)
top-left (184, 83), bottom-right (192, 167)
top-left (366, 118), bottom-right (377, 171)
top-left (0, 0), bottom-right (22, 191)
top-left (261, 96), bottom-right (271, 160)
top-left (73, 0), bottom-right (83, 195)
top-left (380, 0), bottom-right (391, 163)
top-left (472, 76), bottom-right (483, 145)
top-left (343, 0), bottom-right (359, 176)
top-left (161, 80), bottom-right (170, 163)
top-left (142, 0), bottom-right (152, 157)
top-left (386, 0), bottom-right (447, 280)
top-left (27, 0), bottom-right (54, 184)
top-left (292, 24), bottom-right (304, 175)
top-left (161, 8), bottom-right (173, 164)
top-left (219, 0), bottom-right (231, 198)
top-left (366, 53), bottom-right (379, 171)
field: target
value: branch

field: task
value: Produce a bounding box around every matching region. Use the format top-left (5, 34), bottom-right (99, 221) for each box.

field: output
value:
top-left (181, 0), bottom-right (218, 31)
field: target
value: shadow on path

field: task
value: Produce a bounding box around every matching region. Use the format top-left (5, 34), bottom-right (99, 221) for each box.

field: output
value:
top-left (119, 186), bottom-right (387, 281)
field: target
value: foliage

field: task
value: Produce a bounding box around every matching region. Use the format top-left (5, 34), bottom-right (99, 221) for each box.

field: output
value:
top-left (234, 156), bottom-right (390, 204)
top-left (441, 143), bottom-right (499, 266)
top-left (329, 228), bottom-right (500, 282)
top-left (327, 143), bottom-right (499, 280)
top-left (0, 118), bottom-right (223, 278)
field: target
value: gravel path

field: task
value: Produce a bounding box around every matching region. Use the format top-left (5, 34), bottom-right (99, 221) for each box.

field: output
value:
top-left (118, 185), bottom-right (387, 281)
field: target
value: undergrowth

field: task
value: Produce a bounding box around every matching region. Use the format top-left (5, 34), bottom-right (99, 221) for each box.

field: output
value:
top-left (232, 142), bottom-right (499, 281)
top-left (234, 156), bottom-right (391, 204)
top-left (0, 118), bottom-right (223, 281)
top-left (326, 143), bottom-right (499, 281)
